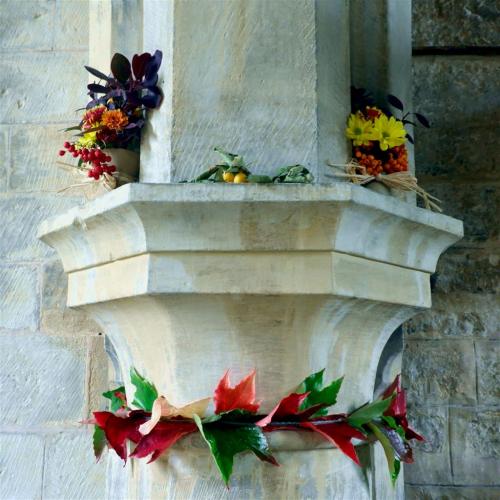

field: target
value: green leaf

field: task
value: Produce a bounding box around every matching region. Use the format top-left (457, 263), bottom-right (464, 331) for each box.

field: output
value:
top-left (382, 416), bottom-right (406, 439)
top-left (193, 415), bottom-right (278, 485)
top-left (102, 386), bottom-right (126, 412)
top-left (347, 397), bottom-right (393, 428)
top-left (130, 368), bottom-right (158, 411)
top-left (367, 422), bottom-right (398, 485)
top-left (297, 369), bottom-right (325, 394)
top-left (297, 370), bottom-right (343, 415)
top-left (92, 425), bottom-right (106, 462)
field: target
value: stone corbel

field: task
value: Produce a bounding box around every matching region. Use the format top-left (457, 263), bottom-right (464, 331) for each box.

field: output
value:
top-left (39, 182), bottom-right (462, 499)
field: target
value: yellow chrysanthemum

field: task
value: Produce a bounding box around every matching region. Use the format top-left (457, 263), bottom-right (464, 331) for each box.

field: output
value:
top-left (372, 115), bottom-right (407, 151)
top-left (76, 131), bottom-right (97, 148)
top-left (346, 113), bottom-right (377, 146)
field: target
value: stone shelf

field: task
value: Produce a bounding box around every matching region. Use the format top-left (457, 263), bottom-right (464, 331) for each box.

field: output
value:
top-left (39, 182), bottom-right (462, 499)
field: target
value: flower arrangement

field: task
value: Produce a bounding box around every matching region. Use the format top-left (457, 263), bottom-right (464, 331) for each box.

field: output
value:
top-left (328, 88), bottom-right (441, 210)
top-left (58, 51), bottom-right (162, 187)
top-left (191, 147), bottom-right (314, 184)
top-left (88, 368), bottom-right (423, 486)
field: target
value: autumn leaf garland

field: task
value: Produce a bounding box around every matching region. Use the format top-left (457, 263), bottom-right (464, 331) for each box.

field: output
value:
top-left (88, 368), bottom-right (423, 486)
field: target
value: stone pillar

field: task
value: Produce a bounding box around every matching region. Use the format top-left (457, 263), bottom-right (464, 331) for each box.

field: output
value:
top-left (39, 183), bottom-right (463, 499)
top-left (140, 0), bottom-right (350, 183)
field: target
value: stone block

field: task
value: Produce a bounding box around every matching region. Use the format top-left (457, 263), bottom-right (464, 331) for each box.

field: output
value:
top-left (41, 259), bottom-right (99, 336)
top-left (449, 407), bottom-right (500, 485)
top-left (414, 124), bottom-right (500, 179)
top-left (43, 430), bottom-right (106, 499)
top-left (0, 265), bottom-right (39, 331)
top-left (0, 0), bottom-right (54, 50)
top-left (403, 292), bottom-right (499, 340)
top-left (406, 485), bottom-right (500, 500)
top-left (54, 0), bottom-right (89, 50)
top-left (432, 249), bottom-right (499, 294)
top-left (0, 126), bottom-right (8, 191)
top-left (413, 56), bottom-right (500, 130)
top-left (403, 339), bottom-right (476, 404)
top-left (475, 340), bottom-right (500, 404)
top-left (1, 195), bottom-right (81, 261)
top-left (413, 0), bottom-right (500, 48)
top-left (417, 182), bottom-right (499, 244)
top-left (0, 333), bottom-right (86, 427)
top-left (404, 406), bottom-right (451, 484)
top-left (10, 124), bottom-right (86, 192)
top-left (0, 433), bottom-right (44, 499)
top-left (0, 51), bottom-right (88, 124)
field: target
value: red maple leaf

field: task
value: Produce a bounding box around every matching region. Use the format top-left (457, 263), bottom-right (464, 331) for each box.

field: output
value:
top-left (214, 370), bottom-right (260, 414)
top-left (301, 421), bottom-right (366, 465)
top-left (131, 420), bottom-right (197, 463)
top-left (256, 393), bottom-right (309, 427)
top-left (94, 410), bottom-right (149, 462)
top-left (383, 375), bottom-right (424, 442)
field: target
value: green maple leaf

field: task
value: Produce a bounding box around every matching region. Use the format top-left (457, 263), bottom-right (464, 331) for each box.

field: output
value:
top-left (194, 415), bottom-right (278, 485)
top-left (102, 385), bottom-right (126, 412)
top-left (130, 368), bottom-right (158, 411)
top-left (92, 425), bottom-right (106, 462)
top-left (297, 369), bottom-right (344, 415)
top-left (367, 422), bottom-right (400, 485)
top-left (347, 397), bottom-right (393, 429)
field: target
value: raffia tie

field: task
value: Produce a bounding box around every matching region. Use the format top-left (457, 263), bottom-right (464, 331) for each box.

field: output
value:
top-left (326, 160), bottom-right (442, 212)
top-left (56, 161), bottom-right (136, 194)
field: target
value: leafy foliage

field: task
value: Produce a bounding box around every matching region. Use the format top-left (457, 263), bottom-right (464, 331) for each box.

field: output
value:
top-left (130, 368), bottom-right (158, 412)
top-left (88, 369), bottom-right (424, 487)
top-left (194, 415), bottom-right (278, 485)
top-left (102, 386), bottom-right (127, 412)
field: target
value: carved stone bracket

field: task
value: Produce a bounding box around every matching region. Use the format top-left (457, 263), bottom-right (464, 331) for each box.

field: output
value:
top-left (39, 182), bottom-right (462, 499)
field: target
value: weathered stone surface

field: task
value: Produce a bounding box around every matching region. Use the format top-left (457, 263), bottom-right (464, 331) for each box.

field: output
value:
top-left (0, 433), bottom-right (44, 499)
top-left (0, 333), bottom-right (86, 426)
top-left (54, 0), bottom-right (89, 50)
top-left (0, 265), bottom-right (39, 331)
top-left (432, 249), bottom-right (499, 294)
top-left (41, 259), bottom-right (99, 336)
top-left (0, 51), bottom-right (88, 124)
top-left (449, 407), bottom-right (500, 485)
top-left (406, 484), bottom-right (500, 500)
top-left (1, 195), bottom-right (81, 261)
top-left (43, 430), bottom-right (106, 499)
top-left (403, 339), bottom-right (476, 404)
top-left (413, 0), bottom-right (500, 48)
top-left (414, 125), bottom-right (500, 179)
top-left (0, 0), bottom-right (54, 50)
top-left (475, 340), bottom-right (500, 404)
top-left (404, 292), bottom-right (500, 340)
top-left (10, 124), bottom-right (86, 192)
top-left (0, 126), bottom-right (8, 191)
top-left (418, 182), bottom-right (499, 244)
top-left (404, 406), bottom-right (451, 484)
top-left (413, 56), bottom-right (500, 129)
top-left (86, 335), bottom-right (108, 416)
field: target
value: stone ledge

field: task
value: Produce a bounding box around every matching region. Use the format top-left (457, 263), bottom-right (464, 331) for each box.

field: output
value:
top-left (38, 183), bottom-right (463, 274)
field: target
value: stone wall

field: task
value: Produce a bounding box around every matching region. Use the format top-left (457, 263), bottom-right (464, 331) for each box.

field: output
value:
top-left (404, 1), bottom-right (500, 498)
top-left (0, 1), bottom-right (107, 498)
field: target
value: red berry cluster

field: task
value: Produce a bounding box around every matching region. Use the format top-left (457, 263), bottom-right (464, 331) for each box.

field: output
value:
top-left (59, 142), bottom-right (116, 180)
top-left (384, 145), bottom-right (408, 173)
top-left (354, 143), bottom-right (408, 176)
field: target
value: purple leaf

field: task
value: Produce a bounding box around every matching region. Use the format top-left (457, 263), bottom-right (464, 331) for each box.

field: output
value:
top-left (414, 113), bottom-right (430, 128)
top-left (111, 53), bottom-right (132, 83)
top-left (387, 94), bottom-right (404, 112)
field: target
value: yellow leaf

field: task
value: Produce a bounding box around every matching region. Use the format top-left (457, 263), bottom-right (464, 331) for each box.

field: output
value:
top-left (139, 395), bottom-right (211, 435)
